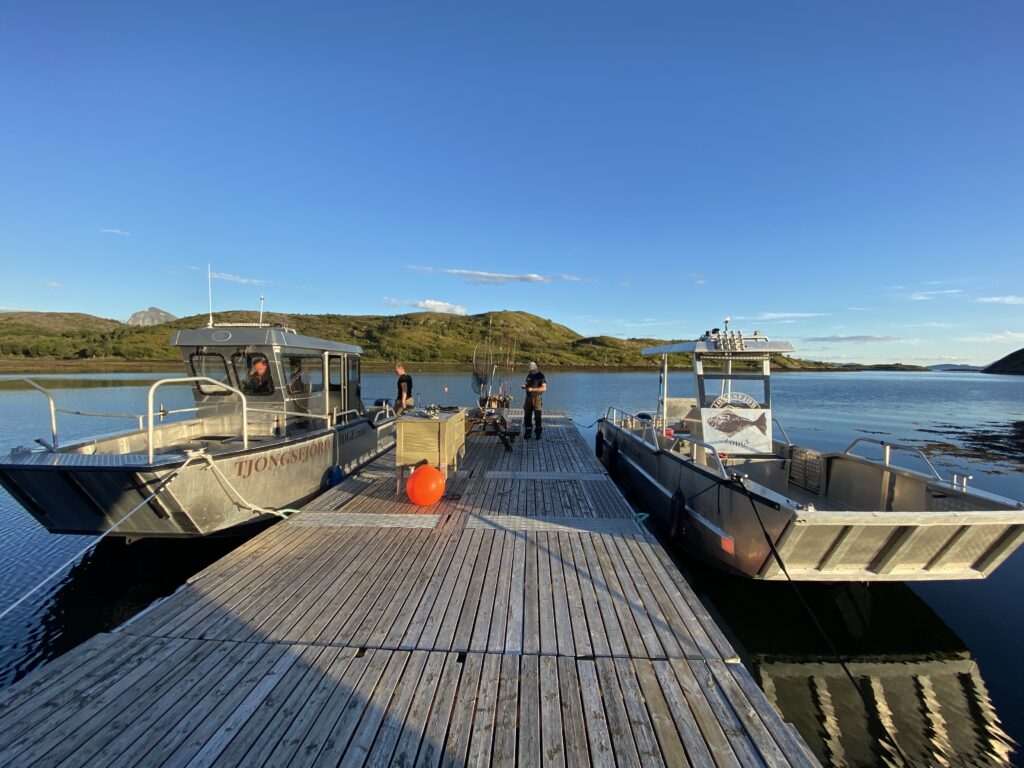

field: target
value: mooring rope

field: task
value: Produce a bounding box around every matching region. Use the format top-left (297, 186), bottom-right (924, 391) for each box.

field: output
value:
top-left (734, 477), bottom-right (910, 766)
top-left (0, 452), bottom-right (204, 624)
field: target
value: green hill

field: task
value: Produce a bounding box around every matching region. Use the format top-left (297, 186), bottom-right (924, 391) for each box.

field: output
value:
top-left (982, 347), bottom-right (1024, 375)
top-left (0, 312), bottom-right (124, 358)
top-left (0, 309), bottom-right (903, 371)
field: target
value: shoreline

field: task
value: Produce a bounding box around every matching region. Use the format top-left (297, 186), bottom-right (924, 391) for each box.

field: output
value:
top-left (0, 357), bottom-right (944, 375)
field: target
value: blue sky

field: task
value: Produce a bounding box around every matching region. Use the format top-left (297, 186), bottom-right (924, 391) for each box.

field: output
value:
top-left (1, 2), bottom-right (1021, 365)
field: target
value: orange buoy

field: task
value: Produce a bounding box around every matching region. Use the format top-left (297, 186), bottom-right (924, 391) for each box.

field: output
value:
top-left (406, 465), bottom-right (446, 506)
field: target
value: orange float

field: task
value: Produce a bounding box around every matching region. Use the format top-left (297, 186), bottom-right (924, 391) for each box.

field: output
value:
top-left (406, 465), bottom-right (446, 506)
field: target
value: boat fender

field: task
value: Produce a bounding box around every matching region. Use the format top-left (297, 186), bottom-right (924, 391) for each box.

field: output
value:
top-left (606, 440), bottom-right (619, 473)
top-left (636, 412), bottom-right (653, 421)
top-left (595, 432), bottom-right (604, 459)
top-left (328, 466), bottom-right (344, 487)
top-left (670, 489), bottom-right (687, 539)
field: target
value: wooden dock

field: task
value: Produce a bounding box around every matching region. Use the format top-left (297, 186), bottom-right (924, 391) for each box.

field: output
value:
top-left (0, 412), bottom-right (818, 767)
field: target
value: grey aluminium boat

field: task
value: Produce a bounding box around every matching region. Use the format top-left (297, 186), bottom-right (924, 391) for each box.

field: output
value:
top-left (597, 321), bottom-right (1024, 581)
top-left (0, 324), bottom-right (397, 539)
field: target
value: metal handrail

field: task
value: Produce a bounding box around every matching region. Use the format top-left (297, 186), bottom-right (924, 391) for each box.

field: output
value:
top-left (18, 378), bottom-right (147, 449)
top-left (607, 404), bottom-right (729, 479)
top-left (371, 407), bottom-right (395, 425)
top-left (18, 379), bottom-right (58, 449)
top-left (772, 417), bottom-right (792, 445)
top-left (148, 377), bottom-right (248, 462)
top-left (843, 437), bottom-right (944, 482)
top-left (670, 434), bottom-right (730, 479)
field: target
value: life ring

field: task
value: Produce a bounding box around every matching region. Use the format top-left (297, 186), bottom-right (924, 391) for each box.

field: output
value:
top-left (595, 431), bottom-right (604, 459)
top-left (670, 489), bottom-right (687, 539)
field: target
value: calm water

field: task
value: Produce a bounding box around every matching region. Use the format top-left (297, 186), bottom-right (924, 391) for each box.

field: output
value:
top-left (1, 369), bottom-right (1022, 766)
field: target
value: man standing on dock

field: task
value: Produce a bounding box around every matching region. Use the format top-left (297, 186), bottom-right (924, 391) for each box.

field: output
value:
top-left (394, 364), bottom-right (414, 413)
top-left (522, 361), bottom-right (546, 439)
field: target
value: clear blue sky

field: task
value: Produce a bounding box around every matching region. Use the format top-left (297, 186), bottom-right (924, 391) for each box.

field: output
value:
top-left (1, 2), bottom-right (1021, 365)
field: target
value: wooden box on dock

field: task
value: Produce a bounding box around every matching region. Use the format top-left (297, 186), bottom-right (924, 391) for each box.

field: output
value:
top-left (395, 408), bottom-right (466, 476)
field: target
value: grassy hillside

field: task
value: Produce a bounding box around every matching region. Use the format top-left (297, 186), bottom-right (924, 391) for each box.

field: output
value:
top-left (0, 312), bottom-right (124, 358)
top-left (982, 347), bottom-right (1024, 375)
top-left (0, 309), bottom-right (907, 371)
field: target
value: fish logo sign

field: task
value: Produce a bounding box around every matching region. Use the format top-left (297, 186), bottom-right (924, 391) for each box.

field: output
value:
top-left (706, 409), bottom-right (768, 437)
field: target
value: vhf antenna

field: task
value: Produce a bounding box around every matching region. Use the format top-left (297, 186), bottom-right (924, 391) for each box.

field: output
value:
top-left (207, 264), bottom-right (214, 327)
top-left (259, 294), bottom-right (265, 325)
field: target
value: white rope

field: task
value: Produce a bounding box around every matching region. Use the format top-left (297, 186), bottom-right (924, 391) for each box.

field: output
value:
top-left (0, 453), bottom-right (202, 624)
top-left (198, 454), bottom-right (298, 519)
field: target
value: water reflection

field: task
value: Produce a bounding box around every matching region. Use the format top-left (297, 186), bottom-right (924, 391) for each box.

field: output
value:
top-left (0, 528), bottom-right (268, 688)
top-left (673, 547), bottom-right (1017, 767)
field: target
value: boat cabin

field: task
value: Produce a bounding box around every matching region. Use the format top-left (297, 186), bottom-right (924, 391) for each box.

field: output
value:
top-left (643, 322), bottom-right (795, 490)
top-left (172, 324), bottom-right (365, 436)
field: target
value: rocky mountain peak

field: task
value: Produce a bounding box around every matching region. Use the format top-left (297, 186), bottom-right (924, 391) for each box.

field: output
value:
top-left (127, 307), bottom-right (177, 326)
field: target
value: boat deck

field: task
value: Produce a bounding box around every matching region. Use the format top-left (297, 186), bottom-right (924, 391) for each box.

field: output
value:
top-left (0, 412), bottom-right (818, 767)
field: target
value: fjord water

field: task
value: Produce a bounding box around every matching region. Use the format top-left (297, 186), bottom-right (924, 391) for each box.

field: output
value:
top-left (0, 370), bottom-right (1021, 765)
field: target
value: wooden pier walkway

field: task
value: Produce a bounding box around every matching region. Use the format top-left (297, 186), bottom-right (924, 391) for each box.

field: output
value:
top-left (0, 412), bottom-right (818, 767)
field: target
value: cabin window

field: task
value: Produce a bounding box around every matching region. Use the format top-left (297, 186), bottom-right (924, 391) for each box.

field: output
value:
top-left (347, 356), bottom-right (361, 407)
top-left (189, 353), bottom-right (233, 395)
top-left (699, 374), bottom-right (770, 409)
top-left (284, 354), bottom-right (324, 413)
top-left (232, 352), bottom-right (275, 396)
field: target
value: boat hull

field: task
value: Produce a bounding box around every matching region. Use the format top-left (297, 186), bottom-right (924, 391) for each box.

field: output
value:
top-left (0, 417), bottom-right (395, 539)
top-left (597, 418), bottom-right (1024, 581)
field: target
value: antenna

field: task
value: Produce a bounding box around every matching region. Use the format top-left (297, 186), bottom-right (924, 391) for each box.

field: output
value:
top-left (207, 264), bottom-right (214, 327)
top-left (258, 294), bottom-right (265, 325)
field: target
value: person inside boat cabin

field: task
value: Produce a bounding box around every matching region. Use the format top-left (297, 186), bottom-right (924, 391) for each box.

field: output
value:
top-left (522, 361), bottom-right (546, 440)
top-left (394, 364), bottom-right (414, 412)
top-left (287, 357), bottom-right (312, 421)
top-left (245, 356), bottom-right (274, 396)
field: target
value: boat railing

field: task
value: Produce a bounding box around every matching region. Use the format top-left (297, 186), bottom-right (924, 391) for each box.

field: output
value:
top-left (370, 406), bottom-right (396, 425)
top-left (669, 434), bottom-right (730, 479)
top-left (18, 378), bottom-right (150, 450)
top-left (772, 417), bottom-right (793, 445)
top-left (148, 378), bottom-right (248, 462)
top-left (843, 437), bottom-right (950, 484)
top-left (606, 406), bottom-right (729, 479)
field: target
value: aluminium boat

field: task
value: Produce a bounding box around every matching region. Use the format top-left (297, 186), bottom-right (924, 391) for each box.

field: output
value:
top-left (0, 323), bottom-right (397, 539)
top-left (597, 321), bottom-right (1024, 581)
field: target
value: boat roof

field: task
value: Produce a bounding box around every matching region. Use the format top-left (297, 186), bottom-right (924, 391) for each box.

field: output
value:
top-left (171, 325), bottom-right (363, 355)
top-left (643, 330), bottom-right (795, 356)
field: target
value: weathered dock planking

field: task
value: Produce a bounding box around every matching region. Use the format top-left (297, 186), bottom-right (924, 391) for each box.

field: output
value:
top-left (0, 412), bottom-right (819, 767)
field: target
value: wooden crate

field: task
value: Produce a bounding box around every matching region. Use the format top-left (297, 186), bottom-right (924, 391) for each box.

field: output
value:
top-left (395, 409), bottom-right (466, 476)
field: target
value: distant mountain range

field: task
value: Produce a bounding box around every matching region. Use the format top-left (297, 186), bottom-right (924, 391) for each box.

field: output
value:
top-left (928, 364), bottom-right (984, 372)
top-left (127, 307), bottom-right (177, 326)
top-left (2, 309), bottom-right (1014, 372)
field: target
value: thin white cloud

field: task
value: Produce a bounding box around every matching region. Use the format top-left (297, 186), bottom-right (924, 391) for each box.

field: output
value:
top-left (45, 281), bottom-right (61, 288)
top-left (693, 278), bottom-right (706, 286)
top-left (957, 330), bottom-right (1024, 344)
top-left (210, 271), bottom-right (270, 286)
top-left (804, 335), bottom-right (902, 343)
top-left (408, 266), bottom-right (581, 285)
top-left (384, 297), bottom-right (467, 315)
top-left (976, 295), bottom-right (1024, 305)
top-left (99, 228), bottom-right (131, 236)
top-left (908, 289), bottom-right (962, 301)
top-left (847, 306), bottom-right (871, 311)
top-left (903, 321), bottom-right (955, 328)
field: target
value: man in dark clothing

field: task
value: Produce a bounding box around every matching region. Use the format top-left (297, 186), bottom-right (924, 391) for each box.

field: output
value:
top-left (246, 358), bottom-right (274, 395)
top-left (521, 361), bottom-right (546, 439)
top-left (394, 364), bottom-right (414, 412)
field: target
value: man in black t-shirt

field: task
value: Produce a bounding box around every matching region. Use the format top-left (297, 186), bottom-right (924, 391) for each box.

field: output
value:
top-left (521, 361), bottom-right (546, 439)
top-left (394, 364), bottom-right (414, 412)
